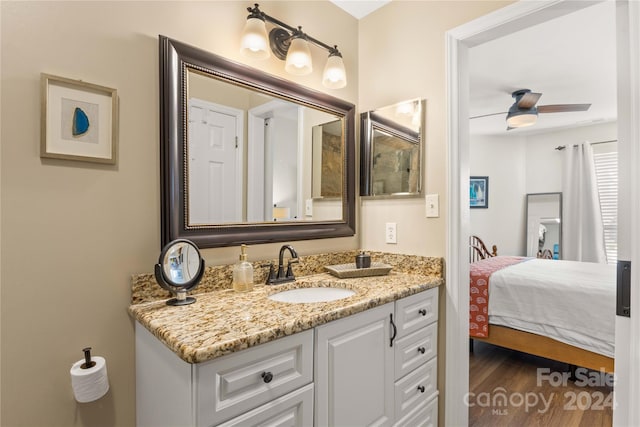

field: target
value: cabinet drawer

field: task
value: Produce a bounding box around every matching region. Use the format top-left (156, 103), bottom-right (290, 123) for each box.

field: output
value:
top-left (217, 383), bottom-right (314, 427)
top-left (395, 288), bottom-right (438, 338)
top-left (394, 357), bottom-right (437, 421)
top-left (195, 329), bottom-right (313, 426)
top-left (394, 394), bottom-right (438, 427)
top-left (394, 322), bottom-right (437, 379)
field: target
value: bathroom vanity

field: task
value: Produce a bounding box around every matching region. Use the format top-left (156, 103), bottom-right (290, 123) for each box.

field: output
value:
top-left (130, 251), bottom-right (442, 427)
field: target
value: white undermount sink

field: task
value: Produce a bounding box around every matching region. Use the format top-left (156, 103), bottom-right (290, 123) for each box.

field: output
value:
top-left (268, 287), bottom-right (356, 304)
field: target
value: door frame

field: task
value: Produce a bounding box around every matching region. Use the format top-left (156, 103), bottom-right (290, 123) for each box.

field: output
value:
top-left (444, 1), bottom-right (640, 425)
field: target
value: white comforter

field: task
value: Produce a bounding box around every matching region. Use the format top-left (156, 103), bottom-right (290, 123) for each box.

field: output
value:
top-left (488, 258), bottom-right (616, 357)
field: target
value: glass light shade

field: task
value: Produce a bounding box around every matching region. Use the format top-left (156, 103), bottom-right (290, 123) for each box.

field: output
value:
top-left (240, 17), bottom-right (270, 59)
top-left (322, 54), bottom-right (347, 89)
top-left (285, 37), bottom-right (313, 75)
top-left (506, 111), bottom-right (537, 128)
top-left (395, 102), bottom-right (415, 116)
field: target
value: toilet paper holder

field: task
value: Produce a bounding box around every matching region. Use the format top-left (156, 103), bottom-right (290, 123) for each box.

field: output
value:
top-left (81, 347), bottom-right (96, 369)
top-left (70, 346), bottom-right (109, 403)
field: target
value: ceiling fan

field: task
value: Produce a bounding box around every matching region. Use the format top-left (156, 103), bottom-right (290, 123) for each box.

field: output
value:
top-left (471, 89), bottom-right (591, 130)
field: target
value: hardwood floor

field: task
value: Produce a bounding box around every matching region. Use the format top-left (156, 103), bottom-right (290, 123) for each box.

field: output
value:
top-left (469, 341), bottom-right (613, 427)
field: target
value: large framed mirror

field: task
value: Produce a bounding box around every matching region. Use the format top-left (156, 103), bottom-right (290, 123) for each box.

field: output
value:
top-left (159, 36), bottom-right (355, 249)
top-left (360, 99), bottom-right (425, 197)
top-left (526, 192), bottom-right (562, 259)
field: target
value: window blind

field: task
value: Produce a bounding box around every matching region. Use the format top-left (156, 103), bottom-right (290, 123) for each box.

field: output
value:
top-left (592, 144), bottom-right (618, 264)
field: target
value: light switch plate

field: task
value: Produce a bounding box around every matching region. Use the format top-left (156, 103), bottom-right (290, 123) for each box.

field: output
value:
top-left (426, 194), bottom-right (439, 218)
top-left (305, 199), bottom-right (313, 216)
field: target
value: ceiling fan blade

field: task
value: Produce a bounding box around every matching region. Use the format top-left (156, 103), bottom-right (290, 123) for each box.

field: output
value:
top-left (470, 111), bottom-right (507, 120)
top-left (538, 104), bottom-right (591, 113)
top-left (516, 92), bottom-right (542, 109)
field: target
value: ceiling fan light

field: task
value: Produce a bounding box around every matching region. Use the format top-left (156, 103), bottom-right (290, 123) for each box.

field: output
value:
top-left (506, 107), bottom-right (537, 128)
top-left (285, 36), bottom-right (313, 75)
top-left (240, 17), bottom-right (270, 59)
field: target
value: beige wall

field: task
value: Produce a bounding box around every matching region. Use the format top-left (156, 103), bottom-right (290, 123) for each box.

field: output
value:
top-left (0, 2), bottom-right (357, 426)
top-left (358, 1), bottom-right (508, 256)
top-left (359, 2), bottom-right (509, 425)
top-left (0, 1), bottom-right (512, 425)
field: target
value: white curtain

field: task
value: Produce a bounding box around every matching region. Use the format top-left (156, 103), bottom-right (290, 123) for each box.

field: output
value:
top-left (561, 142), bottom-right (607, 263)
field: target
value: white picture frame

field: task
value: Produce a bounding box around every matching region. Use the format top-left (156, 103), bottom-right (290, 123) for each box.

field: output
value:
top-left (41, 73), bottom-right (118, 164)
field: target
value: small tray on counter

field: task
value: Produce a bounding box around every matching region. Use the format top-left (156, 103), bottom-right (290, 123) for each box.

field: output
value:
top-left (325, 262), bottom-right (392, 279)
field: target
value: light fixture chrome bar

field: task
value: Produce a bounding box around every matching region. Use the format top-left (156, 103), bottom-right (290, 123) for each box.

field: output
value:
top-left (242, 3), bottom-right (347, 88)
top-left (247, 3), bottom-right (341, 56)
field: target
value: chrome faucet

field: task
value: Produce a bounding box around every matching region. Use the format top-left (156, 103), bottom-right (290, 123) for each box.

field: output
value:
top-left (265, 244), bottom-right (299, 285)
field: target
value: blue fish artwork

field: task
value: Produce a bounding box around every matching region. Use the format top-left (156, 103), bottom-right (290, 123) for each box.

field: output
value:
top-left (72, 107), bottom-right (90, 136)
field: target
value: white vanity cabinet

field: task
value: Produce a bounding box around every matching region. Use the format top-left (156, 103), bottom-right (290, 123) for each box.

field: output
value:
top-left (135, 324), bottom-right (314, 427)
top-left (315, 287), bottom-right (439, 427)
top-left (393, 289), bottom-right (439, 426)
top-left (315, 303), bottom-right (395, 426)
top-left (136, 287), bottom-right (438, 427)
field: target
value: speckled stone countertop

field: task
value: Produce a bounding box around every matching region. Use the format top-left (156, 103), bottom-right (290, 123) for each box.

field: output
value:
top-left (129, 251), bottom-right (443, 364)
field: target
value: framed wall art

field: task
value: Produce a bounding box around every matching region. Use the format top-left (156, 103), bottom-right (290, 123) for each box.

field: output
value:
top-left (470, 176), bottom-right (489, 208)
top-left (41, 73), bottom-right (118, 164)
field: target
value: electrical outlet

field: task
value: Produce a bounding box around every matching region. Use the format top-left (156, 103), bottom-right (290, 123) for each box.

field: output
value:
top-left (385, 222), bottom-right (397, 244)
top-left (426, 194), bottom-right (439, 218)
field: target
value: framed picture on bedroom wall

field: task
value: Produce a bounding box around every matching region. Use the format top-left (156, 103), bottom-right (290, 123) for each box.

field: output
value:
top-left (470, 176), bottom-right (489, 208)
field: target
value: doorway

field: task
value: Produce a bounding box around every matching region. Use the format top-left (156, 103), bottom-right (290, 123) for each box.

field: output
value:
top-left (445, 1), bottom-right (640, 426)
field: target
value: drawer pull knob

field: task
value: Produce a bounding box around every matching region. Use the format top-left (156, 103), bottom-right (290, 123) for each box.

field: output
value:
top-left (417, 385), bottom-right (426, 393)
top-left (261, 371), bottom-right (273, 383)
top-left (418, 346), bottom-right (426, 354)
top-left (418, 309), bottom-right (427, 316)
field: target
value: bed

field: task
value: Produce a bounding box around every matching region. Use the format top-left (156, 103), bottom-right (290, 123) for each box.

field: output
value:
top-left (469, 236), bottom-right (615, 373)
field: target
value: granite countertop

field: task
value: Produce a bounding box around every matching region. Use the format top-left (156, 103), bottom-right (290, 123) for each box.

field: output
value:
top-left (130, 270), bottom-right (442, 364)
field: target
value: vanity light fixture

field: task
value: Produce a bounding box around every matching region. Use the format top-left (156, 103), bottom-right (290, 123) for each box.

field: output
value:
top-left (395, 101), bottom-right (416, 117)
top-left (240, 3), bottom-right (347, 89)
top-left (284, 30), bottom-right (313, 75)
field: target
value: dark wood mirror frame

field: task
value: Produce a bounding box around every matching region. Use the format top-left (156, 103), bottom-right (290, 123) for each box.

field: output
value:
top-left (159, 36), bottom-right (356, 249)
top-left (359, 100), bottom-right (424, 197)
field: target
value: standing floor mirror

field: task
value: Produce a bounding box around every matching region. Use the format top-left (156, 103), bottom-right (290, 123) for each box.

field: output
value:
top-left (526, 192), bottom-right (562, 259)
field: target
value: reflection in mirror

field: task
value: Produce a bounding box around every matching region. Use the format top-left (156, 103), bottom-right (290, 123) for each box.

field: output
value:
top-left (309, 120), bottom-right (344, 222)
top-left (154, 239), bottom-right (205, 306)
top-left (526, 193), bottom-right (562, 259)
top-left (188, 70), bottom-right (343, 224)
top-left (160, 36), bottom-right (355, 248)
top-left (360, 99), bottom-right (425, 197)
top-left (162, 242), bottom-right (201, 284)
top-left (312, 120), bottom-right (342, 199)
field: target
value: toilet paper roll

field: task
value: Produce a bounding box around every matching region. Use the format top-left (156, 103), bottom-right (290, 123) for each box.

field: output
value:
top-left (70, 356), bottom-right (109, 403)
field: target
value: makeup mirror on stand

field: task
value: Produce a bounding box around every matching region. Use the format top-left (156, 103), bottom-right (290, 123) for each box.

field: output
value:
top-left (154, 239), bottom-right (205, 305)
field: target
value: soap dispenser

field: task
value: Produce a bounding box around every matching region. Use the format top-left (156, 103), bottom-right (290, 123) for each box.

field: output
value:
top-left (233, 244), bottom-right (254, 292)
